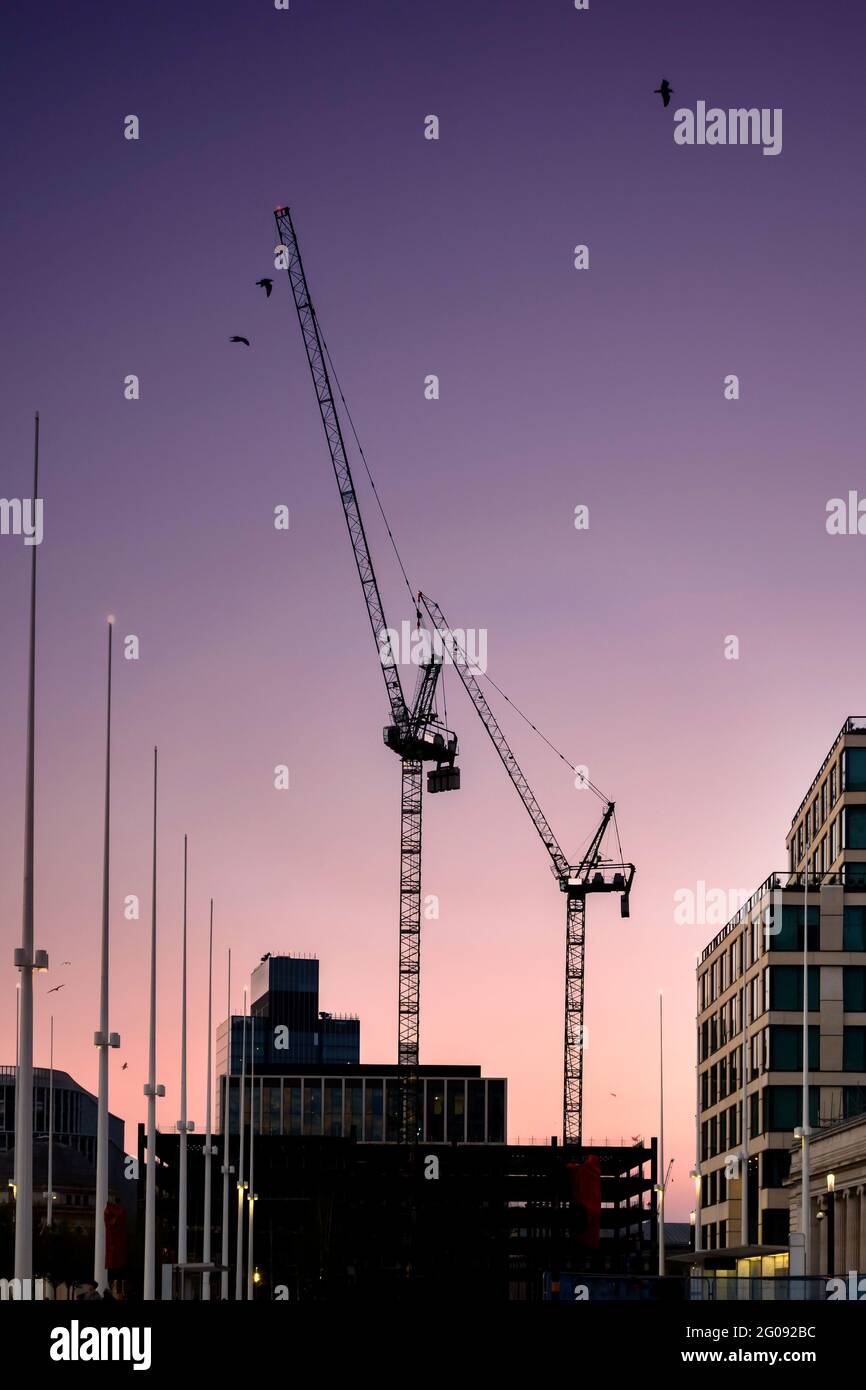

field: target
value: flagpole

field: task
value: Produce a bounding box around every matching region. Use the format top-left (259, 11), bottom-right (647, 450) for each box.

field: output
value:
top-left (657, 989), bottom-right (665, 1277)
top-left (220, 949), bottom-right (233, 1300)
top-left (46, 1015), bottom-right (54, 1228)
top-left (800, 841), bottom-right (812, 1271)
top-left (94, 617), bottom-right (115, 1291)
top-left (143, 748), bottom-right (162, 1300)
top-left (177, 835), bottom-right (191, 1282)
top-left (202, 899), bottom-right (214, 1300)
top-left (235, 988), bottom-right (247, 1300)
top-left (246, 1008), bottom-right (255, 1299)
top-left (14, 412), bottom-right (45, 1285)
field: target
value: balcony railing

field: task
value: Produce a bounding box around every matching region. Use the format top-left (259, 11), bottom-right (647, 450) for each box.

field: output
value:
top-left (699, 867), bottom-right (866, 962)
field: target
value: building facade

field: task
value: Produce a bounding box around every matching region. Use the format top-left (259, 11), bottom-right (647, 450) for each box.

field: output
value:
top-left (696, 717), bottom-right (866, 1255)
top-left (216, 954), bottom-right (360, 1077)
top-left (787, 1112), bottom-right (866, 1277)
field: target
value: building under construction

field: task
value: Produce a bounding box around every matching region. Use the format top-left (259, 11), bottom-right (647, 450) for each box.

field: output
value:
top-left (138, 1123), bottom-right (658, 1301)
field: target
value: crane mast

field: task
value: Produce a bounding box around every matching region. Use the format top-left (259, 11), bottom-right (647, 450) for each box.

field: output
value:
top-left (418, 592), bottom-right (634, 1145)
top-left (275, 209), bottom-right (459, 1136)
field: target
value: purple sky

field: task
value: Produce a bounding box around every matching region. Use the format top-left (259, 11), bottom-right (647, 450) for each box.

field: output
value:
top-left (2, 0), bottom-right (865, 1218)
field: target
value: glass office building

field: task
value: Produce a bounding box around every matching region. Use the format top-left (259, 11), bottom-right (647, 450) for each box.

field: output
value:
top-left (219, 1065), bottom-right (507, 1144)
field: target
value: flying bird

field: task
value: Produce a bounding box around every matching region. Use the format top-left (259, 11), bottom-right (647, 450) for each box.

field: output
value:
top-left (654, 79), bottom-right (673, 107)
top-left (47, 984), bottom-right (65, 994)
top-left (230, 335), bottom-right (250, 346)
top-left (60, 961), bottom-right (71, 966)
top-left (631, 1135), bottom-right (642, 1145)
top-left (610, 1092), bottom-right (617, 1097)
top-left (255, 278), bottom-right (273, 297)
top-left (122, 1062), bottom-right (128, 1070)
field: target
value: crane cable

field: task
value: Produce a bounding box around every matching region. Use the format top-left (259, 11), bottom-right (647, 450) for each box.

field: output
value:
top-left (315, 311), bottom-right (623, 849)
top-left (318, 323), bottom-right (418, 619)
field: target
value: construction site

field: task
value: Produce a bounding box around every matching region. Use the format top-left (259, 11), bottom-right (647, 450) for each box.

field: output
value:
top-left (131, 206), bottom-right (656, 1302)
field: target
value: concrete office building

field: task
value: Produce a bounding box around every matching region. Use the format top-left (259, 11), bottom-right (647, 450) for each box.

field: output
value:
top-left (696, 717), bottom-right (866, 1260)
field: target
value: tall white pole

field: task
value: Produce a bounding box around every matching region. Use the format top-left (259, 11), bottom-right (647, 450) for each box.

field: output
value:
top-left (46, 1015), bottom-right (54, 1229)
top-left (177, 835), bottom-right (190, 1278)
top-left (741, 962), bottom-right (750, 1246)
top-left (657, 989), bottom-right (665, 1277)
top-left (235, 989), bottom-right (247, 1300)
top-left (14, 412), bottom-right (44, 1284)
top-left (202, 899), bottom-right (214, 1300)
top-left (801, 841), bottom-right (812, 1272)
top-left (246, 1011), bottom-right (255, 1300)
top-left (693, 956), bottom-right (702, 1254)
top-left (94, 617), bottom-right (114, 1291)
top-left (220, 949), bottom-right (232, 1301)
top-left (143, 748), bottom-right (162, 1301)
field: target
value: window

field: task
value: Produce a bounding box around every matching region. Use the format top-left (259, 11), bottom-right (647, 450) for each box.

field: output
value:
top-left (303, 1079), bottom-right (322, 1136)
top-left (384, 1080), bottom-right (401, 1142)
top-left (843, 1027), bottom-right (866, 1071)
top-left (844, 906), bottom-right (866, 950)
top-left (486, 1079), bottom-right (506, 1143)
top-left (770, 905), bottom-right (820, 952)
top-left (762, 1209), bottom-right (789, 1244)
top-left (467, 1080), bottom-right (485, 1142)
top-left (844, 747), bottom-right (866, 791)
top-left (821, 782), bottom-right (827, 822)
top-left (763, 1150), bottom-right (791, 1188)
top-left (844, 806), bottom-right (866, 850)
top-left (831, 763), bottom-right (838, 804)
top-left (768, 1024), bottom-right (819, 1070)
top-left (764, 1085), bottom-right (819, 1130)
top-left (363, 1079), bottom-right (383, 1142)
top-left (844, 967), bottom-right (866, 1011)
top-left (843, 1086), bottom-right (866, 1120)
top-left (425, 1079), bottom-right (445, 1143)
top-left (701, 1070), bottom-right (709, 1108)
top-left (710, 1067), bottom-right (718, 1106)
top-left (749, 1092), bottom-right (760, 1138)
top-left (718, 1109), bottom-right (727, 1150)
top-left (831, 817), bottom-right (839, 864)
top-left (343, 1078), bottom-right (362, 1140)
top-left (447, 1080), bottom-right (466, 1143)
top-left (769, 965), bottom-right (820, 1011)
top-left (324, 1078), bottom-right (342, 1138)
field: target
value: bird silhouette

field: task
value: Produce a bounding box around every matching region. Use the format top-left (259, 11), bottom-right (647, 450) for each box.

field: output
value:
top-left (255, 278), bottom-right (273, 297)
top-left (60, 961), bottom-right (71, 966)
top-left (610, 1092), bottom-right (617, 1097)
top-left (655, 79), bottom-right (673, 107)
top-left (230, 335), bottom-right (250, 346)
top-left (121, 1062), bottom-right (128, 1070)
top-left (47, 984), bottom-right (65, 994)
top-left (631, 1134), bottom-right (642, 1145)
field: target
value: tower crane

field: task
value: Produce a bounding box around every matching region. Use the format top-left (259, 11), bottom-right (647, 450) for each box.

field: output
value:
top-left (418, 592), bottom-right (634, 1146)
top-left (274, 208), bottom-right (460, 1138)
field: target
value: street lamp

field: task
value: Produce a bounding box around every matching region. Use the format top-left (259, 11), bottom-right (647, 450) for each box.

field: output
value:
top-left (826, 1173), bottom-right (836, 1277)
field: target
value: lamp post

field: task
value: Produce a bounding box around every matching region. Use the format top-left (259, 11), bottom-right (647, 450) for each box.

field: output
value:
top-left (235, 989), bottom-right (247, 1300)
top-left (202, 900), bottom-right (215, 1300)
top-left (46, 1015), bottom-right (54, 1228)
top-left (14, 413), bottom-right (50, 1284)
top-left (176, 836), bottom-right (195, 1282)
top-left (826, 1172), bottom-right (836, 1277)
top-left (143, 749), bottom-right (164, 1301)
top-left (657, 989), bottom-right (665, 1277)
top-left (94, 617), bottom-right (118, 1292)
top-left (800, 844), bottom-right (812, 1272)
top-left (220, 950), bottom-right (234, 1301)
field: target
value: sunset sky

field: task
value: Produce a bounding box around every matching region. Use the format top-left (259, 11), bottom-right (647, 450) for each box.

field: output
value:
top-left (2, 0), bottom-right (865, 1220)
